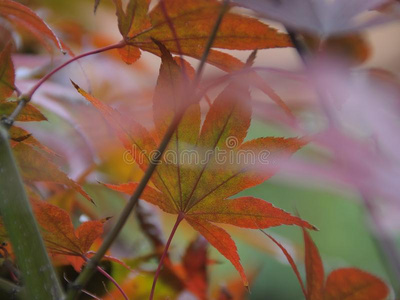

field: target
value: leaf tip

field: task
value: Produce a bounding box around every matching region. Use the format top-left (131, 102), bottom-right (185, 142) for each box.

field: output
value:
top-left (70, 79), bottom-right (79, 90)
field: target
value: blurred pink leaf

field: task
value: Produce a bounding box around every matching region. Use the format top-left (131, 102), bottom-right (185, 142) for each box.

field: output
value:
top-left (234, 0), bottom-right (392, 37)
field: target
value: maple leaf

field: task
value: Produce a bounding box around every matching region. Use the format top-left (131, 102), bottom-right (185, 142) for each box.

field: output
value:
top-left (0, 43), bottom-right (15, 100)
top-left (12, 143), bottom-right (93, 203)
top-left (73, 44), bottom-right (314, 286)
top-left (265, 229), bottom-right (390, 300)
top-left (112, 0), bottom-right (291, 71)
top-left (0, 0), bottom-right (66, 53)
top-left (31, 199), bottom-right (108, 272)
top-left (0, 199), bottom-right (106, 272)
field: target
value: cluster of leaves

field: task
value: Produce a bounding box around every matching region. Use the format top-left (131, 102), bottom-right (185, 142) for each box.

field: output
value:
top-left (0, 0), bottom-right (398, 299)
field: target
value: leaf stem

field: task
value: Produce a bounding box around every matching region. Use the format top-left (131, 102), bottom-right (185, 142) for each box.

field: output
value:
top-left (0, 126), bottom-right (64, 299)
top-left (2, 41), bottom-right (126, 129)
top-left (149, 213), bottom-right (184, 300)
top-left (96, 265), bottom-right (128, 300)
top-left (81, 255), bottom-right (128, 300)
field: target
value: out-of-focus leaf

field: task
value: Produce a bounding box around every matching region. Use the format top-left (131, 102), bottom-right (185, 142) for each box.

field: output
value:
top-left (9, 126), bottom-right (57, 155)
top-left (324, 268), bottom-right (390, 300)
top-left (0, 0), bottom-right (66, 53)
top-left (0, 43), bottom-right (15, 101)
top-left (234, 0), bottom-right (391, 37)
top-left (135, 201), bottom-right (165, 250)
top-left (182, 236), bottom-right (208, 299)
top-left (0, 102), bottom-right (47, 121)
top-left (304, 34), bottom-right (371, 64)
top-left (12, 143), bottom-right (92, 203)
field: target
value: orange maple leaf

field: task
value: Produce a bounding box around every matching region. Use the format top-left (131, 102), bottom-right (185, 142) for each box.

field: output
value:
top-left (31, 199), bottom-right (107, 271)
top-left (73, 43), bottom-right (314, 286)
top-left (0, 199), bottom-right (106, 272)
top-left (113, 0), bottom-right (292, 71)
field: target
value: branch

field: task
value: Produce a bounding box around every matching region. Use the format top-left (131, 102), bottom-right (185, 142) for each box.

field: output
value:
top-left (0, 126), bottom-right (64, 299)
top-left (65, 2), bottom-right (230, 298)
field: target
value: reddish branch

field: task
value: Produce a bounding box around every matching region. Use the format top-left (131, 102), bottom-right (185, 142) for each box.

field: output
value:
top-left (3, 40), bottom-right (126, 128)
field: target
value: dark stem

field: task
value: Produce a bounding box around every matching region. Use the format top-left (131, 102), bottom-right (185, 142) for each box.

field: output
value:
top-left (149, 213), bottom-right (184, 300)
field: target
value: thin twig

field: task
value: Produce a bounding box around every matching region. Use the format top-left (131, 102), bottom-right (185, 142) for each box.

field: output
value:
top-left (26, 41), bottom-right (126, 99)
